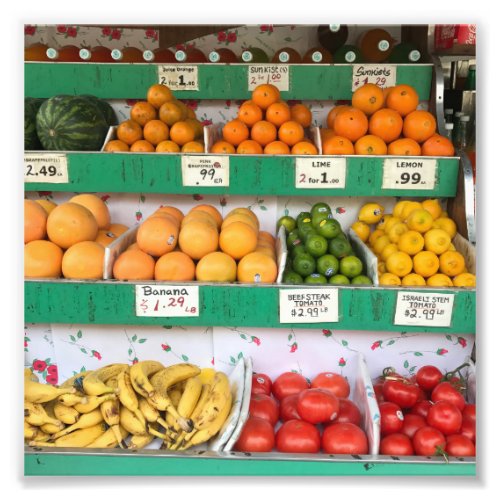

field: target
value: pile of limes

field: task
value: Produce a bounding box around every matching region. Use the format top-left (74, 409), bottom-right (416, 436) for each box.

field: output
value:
top-left (278, 202), bottom-right (372, 285)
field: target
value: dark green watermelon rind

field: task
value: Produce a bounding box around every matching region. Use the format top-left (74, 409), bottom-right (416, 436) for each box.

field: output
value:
top-left (24, 97), bottom-right (45, 150)
top-left (81, 95), bottom-right (118, 126)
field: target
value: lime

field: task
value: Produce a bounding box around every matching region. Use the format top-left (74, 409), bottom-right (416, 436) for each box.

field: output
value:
top-left (316, 254), bottom-right (339, 277)
top-left (298, 220), bottom-right (316, 241)
top-left (296, 211), bottom-right (312, 224)
top-left (291, 243), bottom-right (308, 259)
top-left (312, 211), bottom-right (331, 229)
top-left (329, 274), bottom-right (350, 285)
top-left (305, 273), bottom-right (328, 284)
top-left (317, 218), bottom-right (342, 239)
top-left (329, 237), bottom-right (352, 259)
top-left (282, 270), bottom-right (304, 284)
top-left (305, 234), bottom-right (328, 258)
top-left (351, 275), bottom-right (373, 285)
top-left (277, 215), bottom-right (296, 234)
top-left (293, 253), bottom-right (316, 277)
top-left (311, 202), bottom-right (332, 217)
top-left (339, 255), bottom-right (363, 278)
top-left (286, 228), bottom-right (302, 249)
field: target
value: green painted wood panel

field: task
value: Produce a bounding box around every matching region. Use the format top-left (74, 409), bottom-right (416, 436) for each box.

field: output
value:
top-left (24, 281), bottom-right (476, 334)
top-left (25, 63), bottom-right (433, 101)
top-left (24, 153), bottom-right (459, 197)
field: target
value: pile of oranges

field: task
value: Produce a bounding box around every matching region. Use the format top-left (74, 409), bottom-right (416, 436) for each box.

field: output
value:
top-left (112, 204), bottom-right (278, 284)
top-left (351, 199), bottom-right (475, 287)
top-left (321, 83), bottom-right (455, 157)
top-left (211, 83), bottom-right (317, 155)
top-left (104, 83), bottom-right (205, 153)
top-left (24, 195), bottom-right (129, 279)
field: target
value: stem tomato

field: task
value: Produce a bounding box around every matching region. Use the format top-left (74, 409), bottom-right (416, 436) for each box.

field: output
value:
top-left (460, 418), bottom-right (476, 443)
top-left (427, 400), bottom-right (463, 435)
top-left (279, 393), bottom-right (301, 422)
top-left (379, 401), bottom-right (405, 436)
top-left (446, 434), bottom-right (476, 457)
top-left (249, 393), bottom-right (280, 426)
top-left (401, 413), bottom-right (426, 439)
top-left (431, 381), bottom-right (466, 411)
top-left (275, 419), bottom-right (321, 454)
top-left (321, 422), bottom-right (368, 454)
top-left (251, 373), bottom-right (272, 396)
top-left (410, 400), bottom-right (433, 419)
top-left (380, 433), bottom-right (414, 455)
top-left (311, 372), bottom-right (350, 398)
top-left (297, 388), bottom-right (339, 424)
top-left (272, 372), bottom-right (310, 401)
top-left (382, 378), bottom-right (420, 408)
top-left (413, 426), bottom-right (446, 456)
top-left (415, 365), bottom-right (443, 392)
top-left (234, 416), bottom-right (275, 452)
top-left (462, 403), bottom-right (476, 424)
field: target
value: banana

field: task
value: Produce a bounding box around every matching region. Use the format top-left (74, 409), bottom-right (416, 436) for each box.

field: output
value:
top-left (119, 406), bottom-right (147, 436)
top-left (100, 378), bottom-right (124, 448)
top-left (82, 363), bottom-right (128, 396)
top-left (40, 422), bottom-right (63, 435)
top-left (24, 379), bottom-right (76, 404)
top-left (198, 367), bottom-right (216, 385)
top-left (73, 393), bottom-right (116, 414)
top-left (53, 402), bottom-right (80, 425)
top-left (24, 401), bottom-right (64, 429)
top-left (129, 432), bottom-right (154, 450)
top-left (138, 397), bottom-right (177, 439)
top-left (24, 420), bottom-right (39, 440)
top-left (51, 408), bottom-right (104, 439)
top-left (28, 440), bottom-right (56, 447)
top-left (59, 370), bottom-right (92, 389)
top-left (168, 388), bottom-right (183, 408)
top-left (40, 401), bottom-right (66, 435)
top-left (53, 423), bottom-right (107, 447)
top-left (129, 360), bottom-right (164, 398)
top-left (24, 367), bottom-right (39, 382)
top-left (116, 371), bottom-right (146, 428)
top-left (87, 425), bottom-right (128, 449)
top-left (57, 393), bottom-right (88, 407)
top-left (177, 376), bottom-right (202, 419)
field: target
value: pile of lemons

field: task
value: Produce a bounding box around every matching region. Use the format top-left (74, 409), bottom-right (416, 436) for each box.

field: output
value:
top-left (351, 200), bottom-right (475, 287)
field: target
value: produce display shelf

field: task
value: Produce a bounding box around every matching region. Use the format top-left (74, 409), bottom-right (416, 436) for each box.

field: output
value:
top-left (25, 280), bottom-right (476, 334)
top-left (24, 448), bottom-right (476, 476)
top-left (23, 152), bottom-right (460, 198)
top-left (24, 63), bottom-right (433, 101)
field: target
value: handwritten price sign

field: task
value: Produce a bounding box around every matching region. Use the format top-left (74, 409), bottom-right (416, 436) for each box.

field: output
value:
top-left (279, 288), bottom-right (339, 323)
top-left (135, 285), bottom-right (199, 317)
top-left (248, 65), bottom-right (290, 91)
top-left (382, 158), bottom-right (437, 190)
top-left (24, 154), bottom-right (68, 183)
top-left (295, 158), bottom-right (346, 189)
top-left (394, 292), bottom-right (455, 327)
top-left (352, 64), bottom-right (396, 91)
top-left (181, 155), bottom-right (229, 187)
top-left (158, 65), bottom-right (199, 91)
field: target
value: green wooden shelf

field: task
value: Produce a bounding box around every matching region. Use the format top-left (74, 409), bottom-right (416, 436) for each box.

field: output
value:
top-left (24, 152), bottom-right (459, 198)
top-left (25, 280), bottom-right (476, 334)
top-left (24, 449), bottom-right (476, 476)
top-left (24, 63), bottom-right (433, 101)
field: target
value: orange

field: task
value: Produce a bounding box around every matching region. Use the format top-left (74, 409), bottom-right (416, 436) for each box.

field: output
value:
top-left (368, 108), bottom-right (403, 143)
top-left (421, 135), bottom-right (455, 156)
top-left (95, 229), bottom-right (118, 247)
top-left (169, 121), bottom-right (196, 146)
top-left (130, 140), bottom-right (155, 152)
top-left (222, 119), bottom-right (249, 146)
top-left (401, 273), bottom-right (427, 286)
top-left (46, 202), bottom-right (98, 249)
top-left (190, 205), bottom-right (223, 229)
top-left (251, 120), bottom-right (277, 146)
top-left (439, 250), bottom-right (466, 277)
top-left (385, 84), bottom-right (419, 117)
top-left (112, 249), bottom-right (156, 280)
top-left (62, 241), bottom-right (105, 280)
top-left (185, 106), bottom-right (197, 120)
top-left (219, 221), bottom-right (258, 260)
top-left (352, 83), bottom-right (385, 116)
top-left (227, 208), bottom-right (259, 228)
top-left (238, 101), bottom-right (263, 127)
top-left (254, 245), bottom-right (275, 259)
top-left (237, 139), bottom-right (263, 154)
top-left (178, 220), bottom-right (219, 260)
top-left (406, 209), bottom-right (434, 233)
top-left (143, 119), bottom-right (169, 145)
top-left (402, 110), bottom-right (437, 143)
top-left (35, 199), bottom-right (57, 215)
top-left (182, 141), bottom-right (205, 153)
top-left (155, 206), bottom-right (184, 226)
top-left (116, 119), bottom-right (143, 146)
top-left (24, 240), bottom-right (63, 278)
top-left (181, 210), bottom-right (218, 229)
top-left (326, 105), bottom-right (350, 130)
top-left (25, 199), bottom-right (48, 243)
top-left (185, 118), bottom-right (204, 139)
top-left (421, 199), bottom-right (443, 220)
top-left (210, 140), bottom-right (236, 154)
top-left (251, 84), bottom-right (281, 110)
top-left (413, 251), bottom-right (440, 278)
top-left (195, 251), bottom-right (237, 283)
top-left (453, 273), bottom-right (476, 287)
top-left (147, 83), bottom-right (174, 109)
top-left (333, 108), bottom-right (369, 142)
top-left (379, 272), bottom-right (402, 286)
top-left (322, 135), bottom-right (354, 155)
top-left (130, 101), bottom-right (157, 127)
top-left (291, 141), bottom-right (318, 155)
top-left (258, 231), bottom-right (276, 246)
top-left (385, 251), bottom-right (413, 277)
top-left (354, 135), bottom-right (387, 155)
top-left (136, 215), bottom-right (179, 257)
top-left (154, 251), bottom-right (196, 281)
top-left (265, 102), bottom-right (291, 127)
top-left (174, 100), bottom-right (190, 121)
top-left (104, 139), bottom-right (130, 152)
top-left (397, 230), bottom-right (425, 255)
top-left (320, 127), bottom-right (337, 143)
top-left (222, 212), bottom-right (259, 232)
top-left (156, 140), bottom-right (181, 153)
top-left (264, 140), bottom-right (290, 155)
top-left (426, 274), bottom-right (453, 287)
top-left (382, 86), bottom-right (394, 106)
top-left (278, 121), bottom-right (304, 146)
top-left (109, 223), bottom-right (129, 235)
top-left (387, 138), bottom-right (421, 156)
top-left (290, 104), bottom-right (312, 127)
top-left (237, 252), bottom-right (278, 283)
top-left (69, 193), bottom-right (111, 230)
top-left (158, 101), bottom-right (184, 126)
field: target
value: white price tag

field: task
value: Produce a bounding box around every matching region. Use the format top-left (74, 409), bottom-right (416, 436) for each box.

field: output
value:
top-left (181, 155), bottom-right (229, 187)
top-left (352, 64), bottom-right (396, 91)
top-left (394, 292), bottom-right (455, 327)
top-left (24, 154), bottom-right (68, 183)
top-left (279, 288), bottom-right (339, 323)
top-left (382, 158), bottom-right (437, 190)
top-left (295, 157), bottom-right (346, 189)
top-left (158, 65), bottom-right (199, 91)
top-left (248, 65), bottom-right (289, 91)
top-left (135, 285), bottom-right (199, 317)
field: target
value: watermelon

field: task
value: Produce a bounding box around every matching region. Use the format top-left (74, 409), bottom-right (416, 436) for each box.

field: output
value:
top-left (81, 94), bottom-right (118, 126)
top-left (36, 95), bottom-right (109, 151)
top-left (24, 97), bottom-right (45, 150)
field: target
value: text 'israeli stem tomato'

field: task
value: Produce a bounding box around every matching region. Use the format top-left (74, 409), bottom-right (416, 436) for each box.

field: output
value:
top-left (251, 373), bottom-right (272, 396)
top-left (296, 388), bottom-right (339, 424)
top-left (234, 416), bottom-right (275, 453)
top-left (275, 419), bottom-right (321, 454)
top-left (321, 422), bottom-right (368, 454)
top-left (311, 372), bottom-right (350, 398)
top-left (272, 372), bottom-right (310, 401)
top-left (249, 393), bottom-right (280, 426)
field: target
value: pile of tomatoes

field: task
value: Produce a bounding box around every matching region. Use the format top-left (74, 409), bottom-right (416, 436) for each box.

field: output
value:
top-left (235, 371), bottom-right (369, 454)
top-left (374, 364), bottom-right (476, 457)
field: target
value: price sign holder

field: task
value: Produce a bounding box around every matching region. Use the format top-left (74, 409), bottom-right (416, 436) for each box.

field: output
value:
top-left (135, 284), bottom-right (199, 317)
top-left (295, 157), bottom-right (346, 189)
top-left (352, 64), bottom-right (396, 91)
top-left (248, 65), bottom-right (290, 91)
top-left (181, 155), bottom-right (229, 187)
top-left (158, 65), bottom-right (199, 91)
top-left (279, 288), bottom-right (339, 323)
top-left (24, 153), bottom-right (69, 183)
top-left (382, 158), bottom-right (437, 190)
top-left (394, 291), bottom-right (455, 327)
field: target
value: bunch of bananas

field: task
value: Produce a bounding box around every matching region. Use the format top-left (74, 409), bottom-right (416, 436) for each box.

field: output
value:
top-left (24, 361), bottom-right (233, 451)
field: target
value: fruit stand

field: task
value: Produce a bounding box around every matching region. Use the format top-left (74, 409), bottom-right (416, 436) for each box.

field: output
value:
top-left (23, 23), bottom-right (476, 476)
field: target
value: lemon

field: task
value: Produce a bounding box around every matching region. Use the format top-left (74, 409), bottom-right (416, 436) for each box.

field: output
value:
top-left (401, 273), bottom-right (427, 286)
top-left (377, 261), bottom-right (387, 274)
top-left (387, 222), bottom-right (409, 243)
top-left (368, 228), bottom-right (386, 247)
top-left (373, 235), bottom-right (391, 255)
top-left (397, 230), bottom-right (425, 256)
top-left (393, 200), bottom-right (410, 219)
top-left (439, 250), bottom-right (466, 277)
top-left (351, 221), bottom-right (370, 243)
top-left (426, 274), bottom-right (453, 287)
top-left (421, 199), bottom-right (443, 220)
top-left (433, 217), bottom-right (457, 239)
top-left (379, 272), bottom-right (402, 286)
top-left (424, 228), bottom-right (451, 255)
top-left (406, 209), bottom-right (434, 233)
top-left (386, 251), bottom-right (413, 278)
top-left (401, 201), bottom-right (423, 221)
top-left (453, 273), bottom-right (476, 287)
top-left (358, 203), bottom-right (385, 225)
top-left (376, 214), bottom-right (393, 231)
top-left (380, 243), bottom-right (399, 262)
top-left (384, 216), bottom-right (402, 234)
top-left (413, 251), bottom-right (440, 278)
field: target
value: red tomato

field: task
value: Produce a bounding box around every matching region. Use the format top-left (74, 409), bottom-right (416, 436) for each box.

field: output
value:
top-left (334, 398), bottom-right (362, 427)
top-left (412, 426), bottom-right (446, 456)
top-left (279, 393), bottom-right (301, 422)
top-left (445, 434), bottom-right (476, 457)
top-left (251, 373), bottom-right (272, 396)
top-left (297, 388), bottom-right (339, 424)
top-left (311, 372), bottom-right (350, 398)
top-left (275, 419), bottom-right (320, 454)
top-left (234, 416), bottom-right (275, 452)
top-left (401, 413), bottom-right (426, 439)
top-left (431, 381), bottom-right (466, 411)
top-left (410, 400), bottom-right (433, 419)
top-left (460, 418), bottom-right (476, 443)
top-left (382, 378), bottom-right (420, 408)
top-left (415, 365), bottom-right (443, 392)
top-left (249, 393), bottom-right (279, 426)
top-left (272, 372), bottom-right (310, 401)
top-left (322, 422), bottom-right (368, 454)
top-left (379, 401), bottom-right (405, 436)
top-left (380, 433), bottom-right (414, 456)
top-left (462, 403), bottom-right (476, 424)
top-left (427, 400), bottom-right (463, 435)
top-left (373, 380), bottom-right (385, 403)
